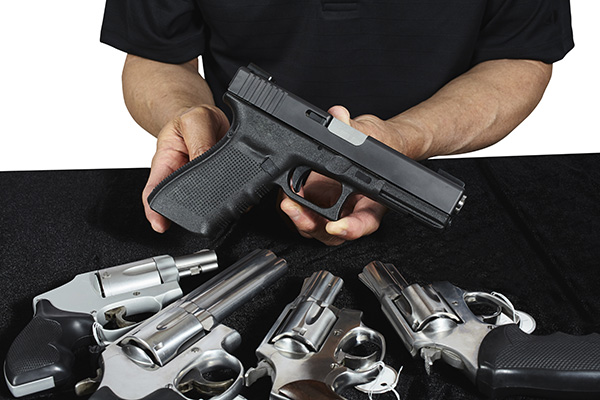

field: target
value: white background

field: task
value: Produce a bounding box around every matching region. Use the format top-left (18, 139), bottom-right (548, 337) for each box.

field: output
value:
top-left (0, 1), bottom-right (598, 172)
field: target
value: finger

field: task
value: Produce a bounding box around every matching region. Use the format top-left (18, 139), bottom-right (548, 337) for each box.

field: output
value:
top-left (142, 180), bottom-right (171, 233)
top-left (325, 199), bottom-right (387, 240)
top-left (177, 106), bottom-right (230, 160)
top-left (328, 105), bottom-right (352, 124)
top-left (142, 126), bottom-right (190, 233)
top-left (142, 149), bottom-right (185, 233)
top-left (280, 196), bottom-right (346, 246)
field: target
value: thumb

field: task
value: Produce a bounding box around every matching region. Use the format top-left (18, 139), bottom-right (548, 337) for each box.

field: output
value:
top-left (177, 106), bottom-right (230, 160)
top-left (328, 105), bottom-right (352, 125)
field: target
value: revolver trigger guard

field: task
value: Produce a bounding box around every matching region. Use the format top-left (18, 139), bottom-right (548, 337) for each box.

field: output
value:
top-left (336, 327), bottom-right (386, 372)
top-left (175, 349), bottom-right (244, 399)
top-left (328, 361), bottom-right (384, 394)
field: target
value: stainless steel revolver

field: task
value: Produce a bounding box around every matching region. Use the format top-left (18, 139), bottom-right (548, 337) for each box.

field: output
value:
top-left (245, 270), bottom-right (386, 400)
top-left (83, 249), bottom-right (288, 400)
top-left (4, 249), bottom-right (218, 398)
top-left (359, 261), bottom-right (600, 399)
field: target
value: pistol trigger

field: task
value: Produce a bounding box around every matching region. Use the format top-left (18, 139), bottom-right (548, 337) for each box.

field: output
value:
top-left (290, 166), bottom-right (312, 193)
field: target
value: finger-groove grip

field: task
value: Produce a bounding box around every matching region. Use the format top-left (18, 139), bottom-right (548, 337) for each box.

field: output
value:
top-left (4, 300), bottom-right (95, 395)
top-left (477, 324), bottom-right (600, 398)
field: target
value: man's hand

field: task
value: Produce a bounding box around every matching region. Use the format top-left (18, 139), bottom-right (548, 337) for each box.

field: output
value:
top-left (142, 106), bottom-right (229, 233)
top-left (279, 59), bottom-right (552, 245)
top-left (279, 106), bottom-right (393, 246)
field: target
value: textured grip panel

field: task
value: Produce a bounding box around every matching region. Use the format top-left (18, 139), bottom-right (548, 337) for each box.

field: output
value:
top-left (5, 316), bottom-right (62, 377)
top-left (4, 300), bottom-right (95, 392)
top-left (148, 137), bottom-right (272, 236)
top-left (477, 324), bottom-right (600, 398)
top-left (162, 145), bottom-right (263, 216)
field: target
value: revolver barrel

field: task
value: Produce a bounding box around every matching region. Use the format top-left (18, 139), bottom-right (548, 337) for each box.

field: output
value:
top-left (173, 250), bottom-right (218, 277)
top-left (120, 249), bottom-right (287, 367)
top-left (272, 270), bottom-right (343, 352)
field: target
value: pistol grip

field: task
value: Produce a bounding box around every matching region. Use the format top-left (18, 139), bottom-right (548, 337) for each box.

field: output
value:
top-left (4, 299), bottom-right (95, 397)
top-left (147, 105), bottom-right (276, 237)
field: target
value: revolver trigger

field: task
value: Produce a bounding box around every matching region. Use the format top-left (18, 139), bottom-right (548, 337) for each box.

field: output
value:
top-left (105, 306), bottom-right (136, 328)
top-left (421, 348), bottom-right (442, 375)
top-left (75, 368), bottom-right (104, 396)
top-left (290, 166), bottom-right (312, 193)
top-left (245, 359), bottom-right (275, 387)
top-left (177, 368), bottom-right (235, 397)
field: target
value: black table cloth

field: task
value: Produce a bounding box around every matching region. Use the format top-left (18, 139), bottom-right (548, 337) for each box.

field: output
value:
top-left (1, 153), bottom-right (599, 400)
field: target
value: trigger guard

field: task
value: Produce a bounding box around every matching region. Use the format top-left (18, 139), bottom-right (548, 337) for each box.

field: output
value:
top-left (281, 177), bottom-right (355, 221)
top-left (175, 349), bottom-right (244, 399)
top-left (336, 326), bottom-right (385, 372)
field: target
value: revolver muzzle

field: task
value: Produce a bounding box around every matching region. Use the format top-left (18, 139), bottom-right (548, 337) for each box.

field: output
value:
top-left (272, 270), bottom-right (343, 354)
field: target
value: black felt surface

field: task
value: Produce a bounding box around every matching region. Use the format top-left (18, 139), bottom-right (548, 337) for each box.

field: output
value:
top-left (1, 154), bottom-right (599, 400)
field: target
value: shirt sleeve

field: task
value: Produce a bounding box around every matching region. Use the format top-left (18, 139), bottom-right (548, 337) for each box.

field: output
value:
top-left (472, 0), bottom-right (574, 65)
top-left (100, 0), bottom-right (206, 64)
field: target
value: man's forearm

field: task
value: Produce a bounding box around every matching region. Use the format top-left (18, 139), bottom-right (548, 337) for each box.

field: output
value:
top-left (122, 55), bottom-right (215, 137)
top-left (384, 59), bottom-right (553, 160)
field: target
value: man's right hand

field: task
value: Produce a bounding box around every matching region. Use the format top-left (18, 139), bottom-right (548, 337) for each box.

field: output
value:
top-left (142, 105), bottom-right (230, 233)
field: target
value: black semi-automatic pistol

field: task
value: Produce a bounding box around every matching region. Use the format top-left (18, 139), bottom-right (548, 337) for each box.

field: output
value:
top-left (148, 65), bottom-right (466, 237)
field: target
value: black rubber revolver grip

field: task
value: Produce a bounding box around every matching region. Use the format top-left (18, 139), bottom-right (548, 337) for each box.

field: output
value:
top-left (477, 324), bottom-right (600, 398)
top-left (4, 299), bottom-right (95, 397)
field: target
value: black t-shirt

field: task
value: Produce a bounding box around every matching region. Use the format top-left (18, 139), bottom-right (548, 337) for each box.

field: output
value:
top-left (101, 0), bottom-right (574, 120)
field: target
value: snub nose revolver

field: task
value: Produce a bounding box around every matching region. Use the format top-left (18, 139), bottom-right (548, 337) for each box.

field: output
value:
top-left (86, 249), bottom-right (288, 400)
top-left (4, 250), bottom-right (218, 398)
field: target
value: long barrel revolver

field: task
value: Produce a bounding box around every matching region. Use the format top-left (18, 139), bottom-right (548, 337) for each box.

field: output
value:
top-left (245, 270), bottom-right (386, 399)
top-left (4, 250), bottom-right (218, 398)
top-left (148, 65), bottom-right (466, 237)
top-left (85, 249), bottom-right (287, 400)
top-left (359, 261), bottom-right (600, 399)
